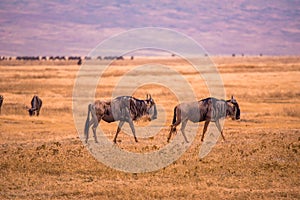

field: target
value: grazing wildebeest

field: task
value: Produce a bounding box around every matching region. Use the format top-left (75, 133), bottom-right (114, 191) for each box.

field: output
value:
top-left (84, 94), bottom-right (157, 143)
top-left (0, 95), bottom-right (3, 114)
top-left (167, 96), bottom-right (240, 143)
top-left (77, 58), bottom-right (82, 65)
top-left (27, 95), bottom-right (43, 116)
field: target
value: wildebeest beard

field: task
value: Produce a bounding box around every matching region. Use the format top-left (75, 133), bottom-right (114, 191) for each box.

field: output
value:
top-left (234, 102), bottom-right (240, 120)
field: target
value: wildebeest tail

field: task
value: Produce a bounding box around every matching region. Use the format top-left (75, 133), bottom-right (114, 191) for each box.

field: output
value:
top-left (84, 104), bottom-right (92, 138)
top-left (172, 106), bottom-right (177, 125)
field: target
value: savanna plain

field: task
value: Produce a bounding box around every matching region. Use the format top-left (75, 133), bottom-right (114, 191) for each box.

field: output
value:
top-left (0, 56), bottom-right (299, 199)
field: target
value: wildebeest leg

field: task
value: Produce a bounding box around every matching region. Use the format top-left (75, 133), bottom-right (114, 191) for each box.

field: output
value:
top-left (85, 104), bottom-right (92, 143)
top-left (201, 120), bottom-right (210, 141)
top-left (167, 130), bottom-right (173, 143)
top-left (85, 121), bottom-right (92, 143)
top-left (167, 121), bottom-right (180, 143)
top-left (128, 120), bottom-right (138, 142)
top-left (167, 108), bottom-right (182, 142)
top-left (92, 119), bottom-right (99, 143)
top-left (113, 121), bottom-right (125, 143)
top-left (85, 122), bottom-right (90, 143)
top-left (180, 119), bottom-right (189, 143)
top-left (85, 120), bottom-right (93, 143)
top-left (215, 120), bottom-right (225, 141)
top-left (36, 109), bottom-right (40, 116)
top-left (90, 104), bottom-right (101, 143)
top-left (85, 119), bottom-right (96, 143)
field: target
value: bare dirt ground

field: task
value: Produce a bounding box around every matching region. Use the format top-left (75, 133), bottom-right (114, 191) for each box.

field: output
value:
top-left (0, 56), bottom-right (299, 199)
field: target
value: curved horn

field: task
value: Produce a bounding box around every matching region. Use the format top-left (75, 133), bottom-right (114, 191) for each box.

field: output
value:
top-left (146, 93), bottom-right (152, 100)
top-left (231, 95), bottom-right (237, 104)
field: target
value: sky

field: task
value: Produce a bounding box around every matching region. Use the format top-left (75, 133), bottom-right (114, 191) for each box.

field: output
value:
top-left (0, 0), bottom-right (299, 56)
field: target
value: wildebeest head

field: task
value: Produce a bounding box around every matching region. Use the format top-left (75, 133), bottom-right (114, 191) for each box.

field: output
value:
top-left (145, 94), bottom-right (157, 120)
top-left (25, 105), bottom-right (35, 116)
top-left (226, 96), bottom-right (240, 120)
top-left (28, 108), bottom-right (34, 116)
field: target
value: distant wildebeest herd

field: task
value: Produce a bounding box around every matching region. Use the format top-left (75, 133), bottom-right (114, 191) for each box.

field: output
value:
top-left (0, 55), bottom-right (128, 63)
top-left (0, 95), bottom-right (42, 116)
top-left (84, 94), bottom-right (240, 144)
top-left (0, 55), bottom-right (129, 66)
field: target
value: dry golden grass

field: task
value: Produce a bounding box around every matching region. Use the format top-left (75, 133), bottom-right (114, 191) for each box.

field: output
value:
top-left (0, 56), bottom-right (299, 199)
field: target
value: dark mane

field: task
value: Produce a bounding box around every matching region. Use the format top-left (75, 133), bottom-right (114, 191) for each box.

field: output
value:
top-left (130, 98), bottom-right (148, 120)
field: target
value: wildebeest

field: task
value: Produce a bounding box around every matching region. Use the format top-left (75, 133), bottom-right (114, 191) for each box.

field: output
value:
top-left (167, 96), bottom-right (240, 143)
top-left (0, 95), bottom-right (3, 114)
top-left (27, 95), bottom-right (43, 116)
top-left (77, 58), bottom-right (82, 65)
top-left (84, 94), bottom-right (157, 143)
